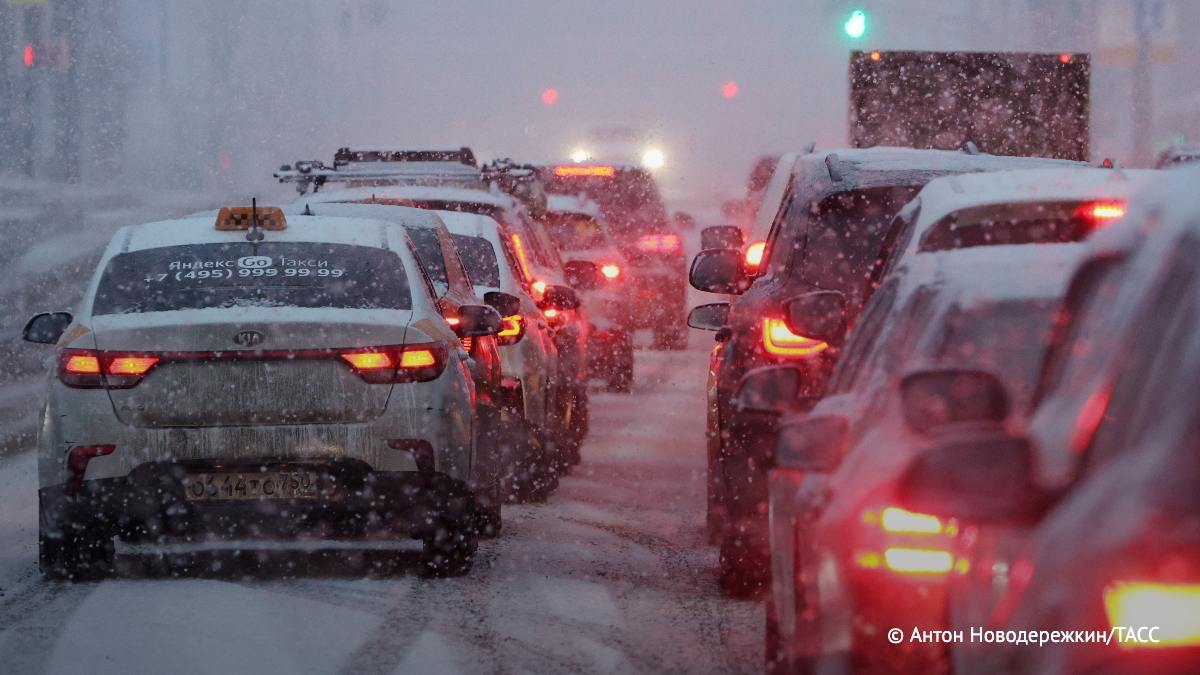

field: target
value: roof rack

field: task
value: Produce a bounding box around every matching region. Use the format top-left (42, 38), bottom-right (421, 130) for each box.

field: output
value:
top-left (825, 153), bottom-right (844, 182)
top-left (274, 147), bottom-right (484, 194)
top-left (481, 158), bottom-right (547, 217)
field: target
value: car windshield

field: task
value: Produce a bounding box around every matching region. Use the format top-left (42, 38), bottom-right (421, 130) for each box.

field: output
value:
top-left (450, 234), bottom-right (502, 288)
top-left (542, 213), bottom-right (606, 250)
top-left (93, 242), bottom-right (412, 314)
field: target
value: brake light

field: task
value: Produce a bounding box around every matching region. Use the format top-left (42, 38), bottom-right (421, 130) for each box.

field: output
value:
top-left (497, 314), bottom-right (525, 346)
top-left (1075, 200), bottom-right (1127, 227)
top-left (339, 344), bottom-right (447, 383)
top-left (64, 353), bottom-right (101, 375)
top-left (531, 279), bottom-right (548, 299)
top-left (107, 356), bottom-right (160, 376)
top-left (636, 233), bottom-right (681, 254)
top-left (879, 506), bottom-right (947, 535)
top-left (341, 351), bottom-right (394, 370)
top-left (762, 318), bottom-right (828, 357)
top-left (544, 308), bottom-right (570, 328)
top-left (744, 240), bottom-right (766, 271)
top-left (600, 263), bottom-right (621, 280)
top-left (445, 316), bottom-right (462, 328)
top-left (1105, 582), bottom-right (1200, 648)
top-left (883, 548), bottom-right (955, 574)
top-left (59, 349), bottom-right (159, 388)
top-left (400, 348), bottom-right (438, 368)
top-left (553, 165), bottom-right (615, 177)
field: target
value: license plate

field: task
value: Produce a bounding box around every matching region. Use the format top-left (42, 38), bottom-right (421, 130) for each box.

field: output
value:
top-left (183, 470), bottom-right (320, 502)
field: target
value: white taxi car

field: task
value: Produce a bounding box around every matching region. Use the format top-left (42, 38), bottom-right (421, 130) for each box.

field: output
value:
top-left (25, 206), bottom-right (500, 579)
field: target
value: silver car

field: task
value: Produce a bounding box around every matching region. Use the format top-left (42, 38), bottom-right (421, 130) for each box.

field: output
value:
top-left (25, 206), bottom-right (500, 579)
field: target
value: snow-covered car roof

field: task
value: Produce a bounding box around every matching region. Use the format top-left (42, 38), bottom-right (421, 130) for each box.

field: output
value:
top-left (113, 214), bottom-right (406, 252)
top-left (304, 185), bottom-right (514, 210)
top-left (913, 167), bottom-right (1159, 228)
top-left (435, 209), bottom-right (505, 239)
top-left (801, 146), bottom-right (1084, 191)
top-left (545, 194), bottom-right (601, 218)
top-left (280, 201), bottom-right (446, 229)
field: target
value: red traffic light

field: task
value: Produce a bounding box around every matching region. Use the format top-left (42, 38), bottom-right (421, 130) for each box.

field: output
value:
top-left (23, 43), bottom-right (34, 68)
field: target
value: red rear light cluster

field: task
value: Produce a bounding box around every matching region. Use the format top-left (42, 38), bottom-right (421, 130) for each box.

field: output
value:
top-left (762, 318), bottom-right (828, 358)
top-left (744, 240), bottom-right (766, 272)
top-left (497, 314), bottom-right (525, 346)
top-left (635, 233), bottom-right (681, 254)
top-left (553, 165), bottom-right (615, 177)
top-left (338, 343), bottom-right (447, 383)
top-left (543, 307), bottom-right (571, 328)
top-left (854, 505), bottom-right (963, 577)
top-left (1074, 200), bottom-right (1127, 228)
top-left (59, 344), bottom-right (447, 388)
top-left (59, 349), bottom-right (160, 388)
top-left (65, 444), bottom-right (116, 495)
top-left (600, 263), bottom-right (621, 280)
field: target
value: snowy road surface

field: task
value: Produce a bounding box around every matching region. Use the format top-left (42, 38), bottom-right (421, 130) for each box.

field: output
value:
top-left (0, 341), bottom-right (762, 674)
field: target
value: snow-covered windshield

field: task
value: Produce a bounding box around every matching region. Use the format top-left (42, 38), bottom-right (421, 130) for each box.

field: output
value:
top-left (93, 243), bottom-right (412, 314)
top-left (450, 234), bottom-right (501, 288)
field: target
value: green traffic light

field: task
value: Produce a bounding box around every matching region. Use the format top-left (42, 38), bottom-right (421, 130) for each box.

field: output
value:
top-left (844, 9), bottom-right (868, 39)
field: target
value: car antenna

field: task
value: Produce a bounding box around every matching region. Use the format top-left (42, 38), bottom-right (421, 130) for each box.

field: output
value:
top-left (802, 141), bottom-right (816, 154)
top-left (302, 202), bottom-right (313, 216)
top-left (246, 197), bottom-right (265, 243)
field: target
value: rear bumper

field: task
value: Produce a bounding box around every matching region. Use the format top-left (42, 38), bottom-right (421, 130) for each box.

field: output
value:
top-left (39, 459), bottom-right (452, 542)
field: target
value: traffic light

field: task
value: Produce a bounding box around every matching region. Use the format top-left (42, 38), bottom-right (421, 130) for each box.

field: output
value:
top-left (843, 9), bottom-right (868, 39)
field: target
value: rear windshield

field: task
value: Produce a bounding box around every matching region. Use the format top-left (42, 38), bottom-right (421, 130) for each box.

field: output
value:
top-left (540, 169), bottom-right (666, 237)
top-left (919, 201), bottom-right (1099, 252)
top-left (929, 298), bottom-right (1057, 404)
top-left (794, 186), bottom-right (922, 292)
top-left (404, 227), bottom-right (449, 295)
top-left (543, 213), bottom-right (606, 250)
top-left (93, 242), bottom-right (411, 314)
top-left (451, 234), bottom-right (501, 288)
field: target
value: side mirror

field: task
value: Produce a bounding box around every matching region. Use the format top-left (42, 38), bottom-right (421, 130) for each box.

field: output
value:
top-left (733, 365), bottom-right (803, 415)
top-left (23, 312), bottom-right (73, 345)
top-left (563, 260), bottom-right (602, 291)
top-left (900, 368), bottom-right (1010, 434)
top-left (458, 305), bottom-right (504, 337)
top-left (774, 414), bottom-right (850, 472)
top-left (897, 431), bottom-right (1049, 524)
top-left (483, 291), bottom-right (522, 318)
top-left (539, 285), bottom-right (579, 311)
top-left (687, 302), bottom-right (730, 331)
top-left (700, 224), bottom-right (745, 250)
top-left (785, 291), bottom-right (848, 347)
top-left (689, 249), bottom-right (747, 294)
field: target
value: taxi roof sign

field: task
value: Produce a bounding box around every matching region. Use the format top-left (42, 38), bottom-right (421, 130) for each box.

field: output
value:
top-left (215, 206), bottom-right (287, 231)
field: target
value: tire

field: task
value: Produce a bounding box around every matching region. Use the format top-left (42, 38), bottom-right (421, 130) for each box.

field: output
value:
top-left (418, 476), bottom-right (478, 578)
top-left (39, 505), bottom-right (115, 581)
top-left (718, 528), bottom-right (770, 598)
top-left (475, 503), bottom-right (502, 539)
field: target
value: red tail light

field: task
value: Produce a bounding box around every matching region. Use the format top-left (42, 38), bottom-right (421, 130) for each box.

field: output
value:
top-left (530, 279), bottom-right (548, 300)
top-left (636, 233), bottom-right (681, 254)
top-left (339, 343), bottom-right (446, 383)
top-left (600, 263), bottom-right (621, 280)
top-left (855, 504), bottom-right (962, 577)
top-left (1105, 582), bottom-right (1200, 648)
top-left (543, 307), bottom-right (570, 328)
top-left (1074, 200), bottom-right (1127, 227)
top-left (553, 165), bottom-right (615, 177)
top-left (59, 349), bottom-right (160, 388)
top-left (497, 314), bottom-right (525, 346)
top-left (744, 240), bottom-right (766, 272)
top-left (762, 318), bottom-right (828, 357)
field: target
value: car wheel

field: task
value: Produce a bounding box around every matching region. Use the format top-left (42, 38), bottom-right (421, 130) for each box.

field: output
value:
top-left (39, 513), bottom-right (115, 581)
top-left (418, 475), bottom-right (478, 578)
top-left (718, 528), bottom-right (769, 598)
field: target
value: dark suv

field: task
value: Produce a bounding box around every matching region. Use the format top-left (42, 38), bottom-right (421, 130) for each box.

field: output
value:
top-left (688, 147), bottom-right (1083, 595)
